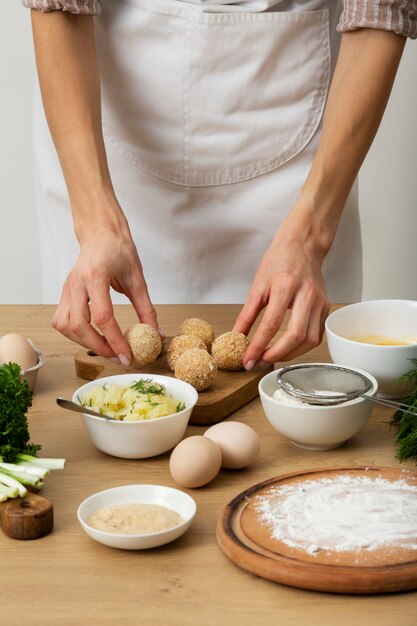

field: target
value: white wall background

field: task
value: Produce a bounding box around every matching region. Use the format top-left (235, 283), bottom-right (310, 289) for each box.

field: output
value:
top-left (1, 1), bottom-right (416, 304)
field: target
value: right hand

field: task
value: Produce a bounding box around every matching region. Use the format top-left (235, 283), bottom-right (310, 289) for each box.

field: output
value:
top-left (52, 225), bottom-right (158, 363)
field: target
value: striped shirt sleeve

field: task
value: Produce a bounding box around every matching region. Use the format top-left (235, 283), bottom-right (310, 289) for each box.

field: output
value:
top-left (21, 1), bottom-right (417, 38)
top-left (338, 0), bottom-right (417, 39)
top-left (21, 1), bottom-right (100, 14)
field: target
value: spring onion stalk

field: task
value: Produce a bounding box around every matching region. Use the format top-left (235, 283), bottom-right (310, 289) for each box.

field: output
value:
top-left (0, 466), bottom-right (44, 489)
top-left (0, 472), bottom-right (27, 497)
top-left (0, 461), bottom-right (49, 479)
top-left (15, 453), bottom-right (66, 470)
top-left (0, 456), bottom-right (64, 499)
top-left (0, 482), bottom-right (18, 499)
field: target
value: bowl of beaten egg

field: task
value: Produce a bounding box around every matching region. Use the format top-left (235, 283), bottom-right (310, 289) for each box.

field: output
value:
top-left (325, 300), bottom-right (417, 398)
top-left (72, 374), bottom-right (198, 459)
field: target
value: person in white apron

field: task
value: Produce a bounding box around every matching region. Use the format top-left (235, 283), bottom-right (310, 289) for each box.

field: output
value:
top-left (28, 0), bottom-right (409, 367)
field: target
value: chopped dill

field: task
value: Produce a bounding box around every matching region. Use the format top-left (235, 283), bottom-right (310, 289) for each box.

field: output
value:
top-left (176, 402), bottom-right (186, 413)
top-left (78, 395), bottom-right (92, 408)
top-left (145, 398), bottom-right (161, 408)
top-left (390, 358), bottom-right (417, 463)
top-left (131, 379), bottom-right (167, 396)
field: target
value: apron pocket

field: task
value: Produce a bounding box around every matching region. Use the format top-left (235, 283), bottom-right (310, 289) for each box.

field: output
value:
top-left (98, 2), bottom-right (330, 186)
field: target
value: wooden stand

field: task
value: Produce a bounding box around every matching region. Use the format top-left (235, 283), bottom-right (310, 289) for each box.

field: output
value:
top-left (0, 493), bottom-right (54, 540)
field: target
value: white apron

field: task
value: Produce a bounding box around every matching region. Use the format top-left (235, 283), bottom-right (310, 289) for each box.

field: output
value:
top-left (33, 0), bottom-right (362, 304)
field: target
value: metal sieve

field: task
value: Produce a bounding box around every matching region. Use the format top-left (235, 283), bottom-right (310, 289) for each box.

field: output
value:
top-left (276, 363), bottom-right (417, 415)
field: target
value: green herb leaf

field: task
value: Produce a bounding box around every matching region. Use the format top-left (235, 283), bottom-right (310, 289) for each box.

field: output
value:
top-left (0, 363), bottom-right (40, 462)
top-left (131, 379), bottom-right (167, 396)
top-left (390, 360), bottom-right (417, 463)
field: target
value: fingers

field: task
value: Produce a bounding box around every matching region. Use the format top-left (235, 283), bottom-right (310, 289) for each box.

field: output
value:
top-left (261, 295), bottom-right (329, 363)
top-left (242, 286), bottom-right (293, 369)
top-left (52, 280), bottom-right (115, 358)
top-left (88, 278), bottom-right (132, 363)
top-left (243, 279), bottom-right (329, 368)
top-left (52, 266), bottom-right (159, 361)
top-left (233, 289), bottom-right (265, 337)
top-left (126, 273), bottom-right (160, 334)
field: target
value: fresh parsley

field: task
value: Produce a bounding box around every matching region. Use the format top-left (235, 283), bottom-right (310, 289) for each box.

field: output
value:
top-left (0, 363), bottom-right (40, 462)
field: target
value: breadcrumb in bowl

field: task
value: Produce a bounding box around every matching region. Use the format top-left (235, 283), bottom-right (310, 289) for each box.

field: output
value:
top-left (167, 335), bottom-right (207, 371)
top-left (124, 323), bottom-right (162, 368)
top-left (174, 348), bottom-right (217, 392)
top-left (178, 318), bottom-right (215, 351)
top-left (211, 331), bottom-right (249, 371)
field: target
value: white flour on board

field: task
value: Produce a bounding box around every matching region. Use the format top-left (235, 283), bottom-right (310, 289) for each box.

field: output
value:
top-left (255, 475), bottom-right (417, 555)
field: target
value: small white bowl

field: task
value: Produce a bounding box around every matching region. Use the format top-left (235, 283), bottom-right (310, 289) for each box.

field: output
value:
top-left (77, 484), bottom-right (197, 550)
top-left (72, 373), bottom-right (198, 459)
top-left (0, 337), bottom-right (44, 392)
top-left (326, 300), bottom-right (417, 398)
top-left (21, 340), bottom-right (44, 392)
top-left (258, 365), bottom-right (378, 451)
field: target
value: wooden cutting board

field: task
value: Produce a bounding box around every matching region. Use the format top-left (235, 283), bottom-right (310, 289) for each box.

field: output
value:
top-left (216, 466), bottom-right (417, 594)
top-left (74, 343), bottom-right (272, 425)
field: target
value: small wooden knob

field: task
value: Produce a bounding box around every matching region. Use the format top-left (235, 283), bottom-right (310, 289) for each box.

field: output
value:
top-left (0, 493), bottom-right (54, 540)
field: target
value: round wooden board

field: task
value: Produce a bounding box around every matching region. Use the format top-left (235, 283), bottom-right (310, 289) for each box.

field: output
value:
top-left (216, 466), bottom-right (417, 594)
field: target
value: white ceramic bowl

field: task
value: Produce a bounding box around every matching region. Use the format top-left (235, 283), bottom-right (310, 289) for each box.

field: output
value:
top-left (326, 300), bottom-right (417, 398)
top-left (77, 484), bottom-right (197, 550)
top-left (22, 340), bottom-right (44, 392)
top-left (258, 365), bottom-right (378, 451)
top-left (72, 373), bottom-right (198, 459)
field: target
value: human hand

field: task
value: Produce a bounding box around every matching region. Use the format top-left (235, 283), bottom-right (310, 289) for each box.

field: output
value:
top-left (233, 230), bottom-right (330, 369)
top-left (52, 226), bottom-right (159, 363)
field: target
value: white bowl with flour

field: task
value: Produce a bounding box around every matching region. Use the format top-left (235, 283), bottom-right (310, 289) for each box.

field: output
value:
top-left (258, 365), bottom-right (378, 451)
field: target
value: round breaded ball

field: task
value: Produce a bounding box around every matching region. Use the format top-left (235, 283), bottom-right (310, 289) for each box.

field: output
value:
top-left (124, 323), bottom-right (162, 368)
top-left (178, 318), bottom-right (215, 351)
top-left (211, 331), bottom-right (249, 371)
top-left (167, 334), bottom-right (207, 371)
top-left (174, 348), bottom-right (217, 392)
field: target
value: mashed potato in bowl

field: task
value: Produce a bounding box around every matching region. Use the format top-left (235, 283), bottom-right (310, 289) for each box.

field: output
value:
top-left (78, 378), bottom-right (186, 421)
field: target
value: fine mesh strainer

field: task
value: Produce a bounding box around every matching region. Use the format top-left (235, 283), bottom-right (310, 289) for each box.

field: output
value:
top-left (276, 364), bottom-right (417, 415)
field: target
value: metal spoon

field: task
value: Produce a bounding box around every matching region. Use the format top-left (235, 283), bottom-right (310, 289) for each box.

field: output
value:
top-left (56, 397), bottom-right (118, 421)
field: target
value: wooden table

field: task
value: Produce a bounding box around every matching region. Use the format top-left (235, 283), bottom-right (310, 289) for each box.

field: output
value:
top-left (1, 305), bottom-right (416, 626)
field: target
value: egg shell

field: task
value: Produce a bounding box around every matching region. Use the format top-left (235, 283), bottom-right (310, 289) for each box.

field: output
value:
top-left (169, 436), bottom-right (222, 488)
top-left (204, 421), bottom-right (260, 469)
top-left (0, 334), bottom-right (38, 371)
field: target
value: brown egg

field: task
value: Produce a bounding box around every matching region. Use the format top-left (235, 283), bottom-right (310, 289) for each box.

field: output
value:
top-left (204, 421), bottom-right (260, 469)
top-left (169, 436), bottom-right (222, 488)
top-left (0, 334), bottom-right (37, 371)
top-left (124, 323), bottom-right (162, 368)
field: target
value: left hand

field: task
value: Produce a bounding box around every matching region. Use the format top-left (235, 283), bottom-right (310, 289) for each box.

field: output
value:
top-left (233, 231), bottom-right (330, 368)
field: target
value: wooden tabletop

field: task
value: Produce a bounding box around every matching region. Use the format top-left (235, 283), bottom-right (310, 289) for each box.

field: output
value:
top-left (1, 305), bottom-right (416, 626)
